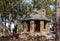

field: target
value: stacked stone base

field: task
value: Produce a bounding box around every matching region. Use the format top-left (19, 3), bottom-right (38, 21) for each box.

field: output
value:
top-left (0, 32), bottom-right (55, 41)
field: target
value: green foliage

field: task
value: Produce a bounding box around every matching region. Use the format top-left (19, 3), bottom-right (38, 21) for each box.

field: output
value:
top-left (33, 0), bottom-right (55, 20)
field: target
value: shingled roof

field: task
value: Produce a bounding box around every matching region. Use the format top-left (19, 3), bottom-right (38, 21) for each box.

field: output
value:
top-left (22, 11), bottom-right (50, 22)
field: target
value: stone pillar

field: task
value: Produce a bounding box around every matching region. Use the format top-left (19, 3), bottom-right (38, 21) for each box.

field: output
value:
top-left (30, 21), bottom-right (34, 34)
top-left (40, 21), bottom-right (44, 33)
top-left (46, 23), bottom-right (50, 33)
top-left (23, 21), bottom-right (27, 32)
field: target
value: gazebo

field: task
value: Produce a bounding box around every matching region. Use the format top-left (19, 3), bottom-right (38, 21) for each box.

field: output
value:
top-left (22, 9), bottom-right (50, 35)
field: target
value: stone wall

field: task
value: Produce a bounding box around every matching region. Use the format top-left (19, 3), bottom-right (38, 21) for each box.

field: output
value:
top-left (0, 33), bottom-right (55, 41)
top-left (0, 36), bottom-right (55, 41)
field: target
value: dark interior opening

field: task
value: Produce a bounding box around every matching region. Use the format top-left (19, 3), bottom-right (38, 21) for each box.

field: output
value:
top-left (27, 21), bottom-right (30, 31)
top-left (35, 20), bottom-right (40, 32)
top-left (44, 21), bottom-right (46, 29)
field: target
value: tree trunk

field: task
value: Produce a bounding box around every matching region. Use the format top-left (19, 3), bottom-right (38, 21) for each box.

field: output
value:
top-left (13, 14), bottom-right (18, 35)
top-left (8, 13), bottom-right (12, 34)
top-left (56, 0), bottom-right (60, 41)
top-left (13, 19), bottom-right (17, 34)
